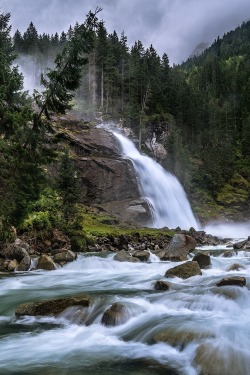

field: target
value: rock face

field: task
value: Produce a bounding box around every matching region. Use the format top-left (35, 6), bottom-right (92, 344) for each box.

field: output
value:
top-left (53, 125), bottom-right (152, 225)
top-left (101, 302), bottom-right (129, 326)
top-left (216, 276), bottom-right (246, 287)
top-left (165, 261), bottom-right (202, 279)
top-left (192, 252), bottom-right (211, 269)
top-left (15, 295), bottom-right (91, 317)
top-left (160, 234), bottom-right (197, 261)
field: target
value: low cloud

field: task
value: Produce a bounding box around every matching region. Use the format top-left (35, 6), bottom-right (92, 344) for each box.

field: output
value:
top-left (1, 0), bottom-right (250, 63)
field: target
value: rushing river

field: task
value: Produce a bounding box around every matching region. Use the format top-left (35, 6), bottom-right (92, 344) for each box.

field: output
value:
top-left (1, 246), bottom-right (250, 375)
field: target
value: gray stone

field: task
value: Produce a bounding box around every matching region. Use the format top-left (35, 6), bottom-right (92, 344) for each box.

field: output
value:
top-left (192, 252), bottom-right (211, 269)
top-left (165, 261), bottom-right (202, 279)
top-left (16, 256), bottom-right (31, 271)
top-left (101, 303), bottom-right (129, 326)
top-left (114, 250), bottom-right (139, 262)
top-left (53, 250), bottom-right (77, 263)
top-left (216, 276), bottom-right (246, 287)
top-left (160, 234), bottom-right (197, 261)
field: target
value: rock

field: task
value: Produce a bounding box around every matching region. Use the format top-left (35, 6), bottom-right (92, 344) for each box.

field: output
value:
top-left (132, 250), bottom-right (150, 262)
top-left (192, 252), bottom-right (211, 269)
top-left (36, 254), bottom-right (56, 271)
top-left (0, 241), bottom-right (29, 262)
top-left (16, 256), bottom-right (31, 271)
top-left (223, 250), bottom-right (236, 258)
top-left (7, 259), bottom-right (19, 272)
top-left (0, 258), bottom-right (8, 271)
top-left (160, 234), bottom-right (197, 261)
top-left (51, 229), bottom-right (70, 250)
top-left (101, 302), bottom-right (129, 326)
top-left (15, 295), bottom-right (91, 317)
top-left (154, 329), bottom-right (214, 347)
top-left (114, 250), bottom-right (139, 262)
top-left (53, 250), bottom-right (77, 263)
top-left (194, 343), bottom-right (247, 375)
top-left (154, 280), bottom-right (171, 291)
top-left (216, 276), bottom-right (246, 287)
top-left (226, 263), bottom-right (246, 271)
top-left (233, 239), bottom-right (247, 250)
top-left (165, 261), bottom-right (202, 279)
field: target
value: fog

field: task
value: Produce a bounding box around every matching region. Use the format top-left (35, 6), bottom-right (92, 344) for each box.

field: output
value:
top-left (1, 0), bottom-right (250, 64)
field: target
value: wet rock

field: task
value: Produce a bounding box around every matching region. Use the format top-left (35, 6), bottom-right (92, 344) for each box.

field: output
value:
top-left (7, 259), bottom-right (19, 272)
top-left (114, 250), bottom-right (139, 262)
top-left (160, 234), bottom-right (197, 261)
top-left (101, 302), bottom-right (129, 326)
top-left (15, 295), bottom-right (91, 317)
top-left (194, 343), bottom-right (248, 375)
top-left (165, 261), bottom-right (202, 279)
top-left (132, 250), bottom-right (150, 262)
top-left (154, 280), bottom-right (171, 291)
top-left (192, 252), bottom-right (211, 269)
top-left (216, 276), bottom-right (246, 287)
top-left (16, 256), bottom-right (31, 271)
top-left (233, 237), bottom-right (250, 250)
top-left (0, 258), bottom-right (8, 271)
top-left (226, 263), bottom-right (246, 271)
top-left (154, 329), bottom-right (214, 348)
top-left (0, 241), bottom-right (29, 262)
top-left (53, 250), bottom-right (77, 263)
top-left (36, 254), bottom-right (56, 271)
top-left (223, 250), bottom-right (236, 258)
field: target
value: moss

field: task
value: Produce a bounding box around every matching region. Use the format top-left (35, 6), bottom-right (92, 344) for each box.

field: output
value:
top-left (216, 174), bottom-right (250, 206)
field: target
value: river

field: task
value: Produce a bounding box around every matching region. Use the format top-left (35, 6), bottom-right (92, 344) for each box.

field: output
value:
top-left (1, 244), bottom-right (250, 375)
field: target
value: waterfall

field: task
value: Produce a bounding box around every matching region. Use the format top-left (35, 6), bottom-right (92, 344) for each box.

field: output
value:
top-left (113, 131), bottom-right (199, 230)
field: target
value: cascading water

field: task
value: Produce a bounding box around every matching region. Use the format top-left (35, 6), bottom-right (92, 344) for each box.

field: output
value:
top-left (113, 131), bottom-right (199, 230)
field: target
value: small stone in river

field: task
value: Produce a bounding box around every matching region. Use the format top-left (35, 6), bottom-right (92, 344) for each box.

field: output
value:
top-left (216, 276), bottom-right (246, 287)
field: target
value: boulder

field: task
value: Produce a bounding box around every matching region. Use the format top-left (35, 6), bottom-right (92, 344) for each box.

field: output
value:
top-left (226, 263), bottom-right (246, 271)
top-left (114, 250), bottom-right (139, 263)
top-left (165, 261), bottom-right (202, 279)
top-left (7, 259), bottom-right (19, 272)
top-left (0, 258), bottom-right (8, 271)
top-left (101, 302), bottom-right (129, 326)
top-left (53, 250), bottom-right (77, 263)
top-left (216, 276), bottom-right (246, 287)
top-left (15, 295), bottom-right (91, 317)
top-left (233, 237), bottom-right (250, 250)
top-left (154, 280), bottom-right (171, 291)
top-left (154, 329), bottom-right (214, 347)
top-left (16, 256), bottom-right (31, 271)
top-left (36, 254), bottom-right (56, 271)
top-left (160, 234), bottom-right (197, 261)
top-left (0, 241), bottom-right (29, 262)
top-left (192, 252), bottom-right (211, 269)
top-left (132, 250), bottom-right (150, 262)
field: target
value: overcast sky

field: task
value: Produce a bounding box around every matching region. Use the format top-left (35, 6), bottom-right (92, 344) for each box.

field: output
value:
top-left (1, 0), bottom-right (250, 64)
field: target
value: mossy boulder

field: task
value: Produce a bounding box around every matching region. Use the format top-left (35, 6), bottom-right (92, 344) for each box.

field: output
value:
top-left (36, 254), bottom-right (56, 271)
top-left (216, 276), bottom-right (246, 287)
top-left (192, 252), bottom-right (211, 269)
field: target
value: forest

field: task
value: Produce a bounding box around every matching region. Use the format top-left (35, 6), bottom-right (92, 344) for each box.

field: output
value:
top-left (1, 9), bottom-right (250, 239)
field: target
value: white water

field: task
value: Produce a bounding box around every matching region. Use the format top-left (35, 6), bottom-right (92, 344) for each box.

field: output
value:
top-left (1, 251), bottom-right (250, 375)
top-left (113, 132), bottom-right (199, 230)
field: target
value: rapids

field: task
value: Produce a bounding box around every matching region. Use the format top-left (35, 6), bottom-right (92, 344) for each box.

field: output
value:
top-left (1, 248), bottom-right (250, 375)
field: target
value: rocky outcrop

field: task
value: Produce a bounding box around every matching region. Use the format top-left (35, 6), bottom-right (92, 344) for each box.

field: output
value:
top-left (0, 240), bottom-right (29, 262)
top-left (52, 125), bottom-right (152, 225)
top-left (233, 237), bottom-right (250, 250)
top-left (101, 302), bottom-right (129, 326)
top-left (165, 261), bottom-right (202, 279)
top-left (216, 276), bottom-right (246, 287)
top-left (160, 234), bottom-right (197, 261)
top-left (15, 295), bottom-right (91, 317)
top-left (192, 252), bottom-right (211, 269)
